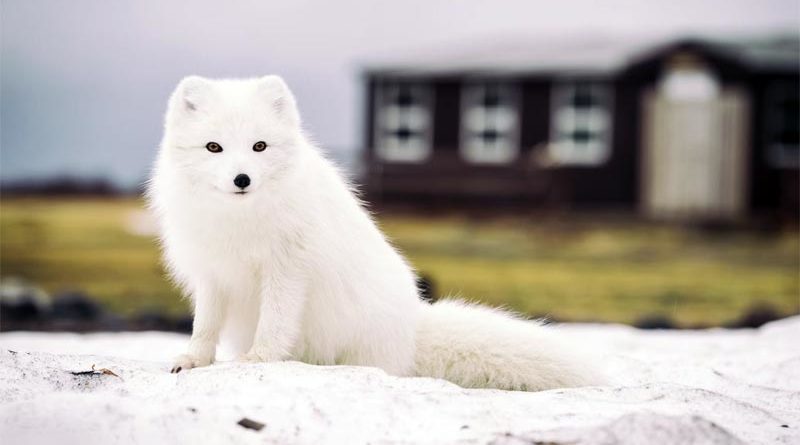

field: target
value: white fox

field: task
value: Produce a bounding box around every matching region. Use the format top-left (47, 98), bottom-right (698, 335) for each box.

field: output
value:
top-left (147, 76), bottom-right (604, 391)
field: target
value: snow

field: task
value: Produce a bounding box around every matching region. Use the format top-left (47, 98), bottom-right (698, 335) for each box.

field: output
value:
top-left (1, 318), bottom-right (798, 445)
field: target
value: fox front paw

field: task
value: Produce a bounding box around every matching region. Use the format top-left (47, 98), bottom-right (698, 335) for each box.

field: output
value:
top-left (170, 353), bottom-right (213, 373)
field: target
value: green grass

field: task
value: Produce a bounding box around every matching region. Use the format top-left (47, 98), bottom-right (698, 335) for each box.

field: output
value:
top-left (1, 197), bottom-right (798, 326)
top-left (1, 198), bottom-right (188, 316)
top-left (379, 216), bottom-right (799, 325)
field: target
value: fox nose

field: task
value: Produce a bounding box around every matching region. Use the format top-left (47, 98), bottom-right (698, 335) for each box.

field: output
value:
top-left (233, 174), bottom-right (250, 189)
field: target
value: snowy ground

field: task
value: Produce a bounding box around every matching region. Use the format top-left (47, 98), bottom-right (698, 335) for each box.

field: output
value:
top-left (0, 318), bottom-right (798, 445)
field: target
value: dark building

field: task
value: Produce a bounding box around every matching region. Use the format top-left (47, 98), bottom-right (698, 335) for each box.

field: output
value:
top-left (361, 35), bottom-right (799, 221)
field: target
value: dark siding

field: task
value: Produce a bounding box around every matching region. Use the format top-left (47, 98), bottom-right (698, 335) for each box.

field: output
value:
top-left (363, 77), bottom-right (377, 163)
top-left (612, 81), bottom-right (642, 205)
top-left (519, 78), bottom-right (551, 151)
top-left (432, 79), bottom-right (461, 151)
top-left (748, 72), bottom-right (800, 219)
top-left (364, 74), bottom-right (639, 209)
top-left (363, 75), bottom-right (555, 208)
top-left (620, 40), bottom-right (750, 84)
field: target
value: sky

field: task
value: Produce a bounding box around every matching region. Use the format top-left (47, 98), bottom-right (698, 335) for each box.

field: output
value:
top-left (1, 0), bottom-right (798, 188)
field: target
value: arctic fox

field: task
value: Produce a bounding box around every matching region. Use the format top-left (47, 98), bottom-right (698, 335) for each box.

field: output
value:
top-left (148, 75), bottom-right (603, 391)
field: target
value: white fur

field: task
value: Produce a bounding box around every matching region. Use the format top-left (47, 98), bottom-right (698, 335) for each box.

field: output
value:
top-left (147, 76), bottom-right (604, 391)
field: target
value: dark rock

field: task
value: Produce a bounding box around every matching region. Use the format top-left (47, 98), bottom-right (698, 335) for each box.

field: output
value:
top-left (729, 303), bottom-right (783, 328)
top-left (1, 298), bottom-right (42, 322)
top-left (174, 316), bottom-right (193, 333)
top-left (132, 311), bottom-right (173, 330)
top-left (634, 314), bottom-right (676, 330)
top-left (51, 292), bottom-right (104, 320)
top-left (129, 311), bottom-right (192, 332)
top-left (0, 279), bottom-right (52, 325)
top-left (237, 417), bottom-right (265, 431)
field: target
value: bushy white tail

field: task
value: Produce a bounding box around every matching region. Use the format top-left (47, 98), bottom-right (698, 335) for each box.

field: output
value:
top-left (414, 300), bottom-right (605, 391)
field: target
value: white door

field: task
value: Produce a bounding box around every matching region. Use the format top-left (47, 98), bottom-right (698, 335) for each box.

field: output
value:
top-left (641, 72), bottom-right (749, 220)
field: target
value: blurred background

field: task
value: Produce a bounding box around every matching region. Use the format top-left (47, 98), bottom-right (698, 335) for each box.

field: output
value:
top-left (1, 0), bottom-right (798, 332)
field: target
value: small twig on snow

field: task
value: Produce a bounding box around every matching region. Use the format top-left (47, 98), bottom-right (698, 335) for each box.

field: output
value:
top-left (70, 364), bottom-right (123, 380)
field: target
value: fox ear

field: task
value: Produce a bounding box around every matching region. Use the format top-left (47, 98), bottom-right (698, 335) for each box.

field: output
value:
top-left (258, 75), bottom-right (300, 128)
top-left (172, 75), bottom-right (212, 115)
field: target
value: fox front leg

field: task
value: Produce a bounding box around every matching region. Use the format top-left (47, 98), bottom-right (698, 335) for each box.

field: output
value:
top-left (239, 272), bottom-right (306, 363)
top-left (171, 288), bottom-right (226, 373)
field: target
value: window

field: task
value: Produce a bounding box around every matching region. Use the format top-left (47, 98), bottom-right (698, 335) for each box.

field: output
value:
top-left (374, 81), bottom-right (433, 163)
top-left (764, 82), bottom-right (799, 168)
top-left (549, 81), bottom-right (613, 166)
top-left (460, 81), bottom-right (520, 164)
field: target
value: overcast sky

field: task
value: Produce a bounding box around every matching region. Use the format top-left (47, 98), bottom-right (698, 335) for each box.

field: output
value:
top-left (2, 0), bottom-right (798, 187)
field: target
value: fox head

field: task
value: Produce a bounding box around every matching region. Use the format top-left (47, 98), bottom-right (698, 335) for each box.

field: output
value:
top-left (160, 75), bottom-right (305, 198)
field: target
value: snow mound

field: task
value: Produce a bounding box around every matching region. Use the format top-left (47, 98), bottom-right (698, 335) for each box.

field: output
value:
top-left (1, 318), bottom-right (799, 444)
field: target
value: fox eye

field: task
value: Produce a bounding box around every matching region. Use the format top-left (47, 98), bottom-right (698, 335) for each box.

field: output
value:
top-left (205, 142), bottom-right (223, 153)
top-left (253, 141), bottom-right (268, 152)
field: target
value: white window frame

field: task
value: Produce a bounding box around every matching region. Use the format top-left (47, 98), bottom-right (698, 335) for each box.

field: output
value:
top-left (764, 82), bottom-right (799, 169)
top-left (460, 81), bottom-right (521, 164)
top-left (549, 80), bottom-right (613, 166)
top-left (373, 81), bottom-right (434, 163)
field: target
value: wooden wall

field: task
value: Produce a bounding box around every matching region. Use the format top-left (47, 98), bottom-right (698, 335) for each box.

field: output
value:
top-left (363, 55), bottom-right (798, 220)
top-left (364, 75), bottom-right (640, 210)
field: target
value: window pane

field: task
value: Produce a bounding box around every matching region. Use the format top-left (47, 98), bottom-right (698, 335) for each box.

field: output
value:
top-left (394, 86), bottom-right (416, 106)
top-left (461, 81), bottom-right (520, 164)
top-left (376, 82), bottom-right (432, 163)
top-left (572, 85), bottom-right (595, 108)
top-left (550, 80), bottom-right (613, 165)
top-left (571, 129), bottom-right (593, 144)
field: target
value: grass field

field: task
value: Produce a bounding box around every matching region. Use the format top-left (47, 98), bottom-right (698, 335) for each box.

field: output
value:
top-left (1, 197), bottom-right (798, 326)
